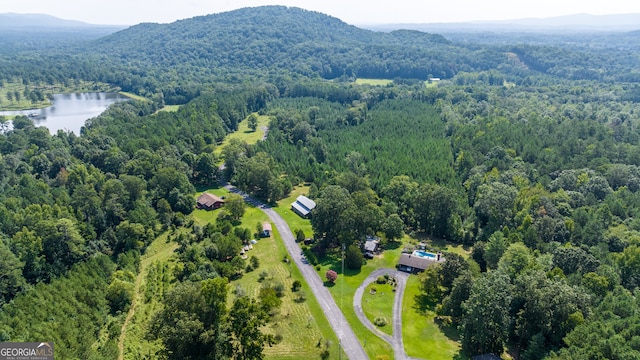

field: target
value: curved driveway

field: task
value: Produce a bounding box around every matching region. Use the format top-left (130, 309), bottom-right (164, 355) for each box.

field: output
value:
top-left (354, 269), bottom-right (421, 360)
top-left (224, 184), bottom-right (368, 360)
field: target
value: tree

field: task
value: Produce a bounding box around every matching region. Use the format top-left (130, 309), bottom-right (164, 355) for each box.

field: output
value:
top-left (195, 152), bottom-right (219, 185)
top-left (247, 113), bottom-right (259, 132)
top-left (225, 194), bottom-right (246, 221)
top-left (229, 296), bottom-right (274, 360)
top-left (484, 231), bottom-right (507, 270)
top-left (106, 278), bottom-right (134, 313)
top-left (382, 213), bottom-right (404, 241)
top-left (618, 245), bottom-right (640, 290)
top-left (311, 185), bottom-right (355, 245)
top-left (149, 278), bottom-right (231, 360)
top-left (460, 271), bottom-right (512, 356)
top-left (0, 241), bottom-right (26, 304)
top-left (344, 244), bottom-right (363, 270)
top-left (325, 270), bottom-right (338, 283)
top-left (295, 229), bottom-right (305, 242)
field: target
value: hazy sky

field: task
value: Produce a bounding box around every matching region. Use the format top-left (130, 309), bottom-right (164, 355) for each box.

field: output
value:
top-left (2, 0), bottom-right (640, 25)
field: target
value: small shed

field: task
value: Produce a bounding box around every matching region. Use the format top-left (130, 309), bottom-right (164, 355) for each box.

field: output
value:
top-left (291, 195), bottom-right (316, 218)
top-left (196, 193), bottom-right (225, 210)
top-left (261, 222), bottom-right (273, 237)
top-left (363, 236), bottom-right (380, 253)
top-left (397, 253), bottom-right (436, 274)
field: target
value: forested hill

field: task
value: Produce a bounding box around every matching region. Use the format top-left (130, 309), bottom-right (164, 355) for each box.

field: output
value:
top-left (90, 6), bottom-right (497, 80)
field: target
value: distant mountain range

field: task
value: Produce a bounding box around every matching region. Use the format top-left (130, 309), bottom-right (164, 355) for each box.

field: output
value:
top-left (364, 13), bottom-right (640, 33)
top-left (0, 13), bottom-right (124, 31)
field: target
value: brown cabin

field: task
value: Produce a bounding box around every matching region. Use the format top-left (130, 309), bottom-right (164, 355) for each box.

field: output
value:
top-left (196, 193), bottom-right (225, 210)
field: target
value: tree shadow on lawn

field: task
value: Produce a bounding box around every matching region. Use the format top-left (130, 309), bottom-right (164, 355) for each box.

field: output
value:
top-left (194, 183), bottom-right (223, 193)
top-left (324, 281), bottom-right (336, 287)
top-left (384, 240), bottom-right (402, 250)
top-left (434, 316), bottom-right (461, 342)
top-left (320, 255), bottom-right (362, 277)
top-left (413, 293), bottom-right (438, 316)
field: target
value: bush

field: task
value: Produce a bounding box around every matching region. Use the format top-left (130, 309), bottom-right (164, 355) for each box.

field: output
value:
top-left (291, 280), bottom-right (302, 292)
top-left (250, 255), bottom-right (260, 269)
top-left (258, 270), bottom-right (269, 282)
top-left (345, 244), bottom-right (363, 270)
top-left (273, 282), bottom-right (285, 297)
top-left (295, 290), bottom-right (307, 303)
top-left (374, 317), bottom-right (388, 327)
top-left (376, 276), bottom-right (387, 284)
top-left (325, 270), bottom-right (338, 283)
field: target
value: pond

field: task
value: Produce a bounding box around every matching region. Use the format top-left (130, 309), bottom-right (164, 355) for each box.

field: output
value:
top-left (0, 92), bottom-right (130, 135)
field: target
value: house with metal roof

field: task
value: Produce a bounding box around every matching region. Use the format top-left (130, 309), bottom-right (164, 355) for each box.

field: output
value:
top-left (291, 195), bottom-right (316, 218)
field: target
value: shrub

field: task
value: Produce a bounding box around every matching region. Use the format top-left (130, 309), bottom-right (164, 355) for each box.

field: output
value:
top-left (325, 270), bottom-right (338, 283)
top-left (376, 276), bottom-right (387, 284)
top-left (258, 270), bottom-right (268, 282)
top-left (250, 255), bottom-right (260, 269)
top-left (295, 290), bottom-right (307, 303)
top-left (374, 317), bottom-right (388, 327)
top-left (291, 280), bottom-right (302, 292)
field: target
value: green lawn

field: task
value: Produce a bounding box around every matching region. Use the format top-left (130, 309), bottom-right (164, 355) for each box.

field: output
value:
top-left (362, 282), bottom-right (394, 336)
top-left (194, 187), bottom-right (343, 359)
top-left (119, 92), bottom-right (149, 102)
top-left (272, 184), bottom-right (313, 238)
top-left (155, 105), bottom-right (181, 113)
top-left (355, 78), bottom-right (393, 86)
top-left (214, 113), bottom-right (270, 156)
top-left (316, 247), bottom-right (403, 359)
top-left (402, 275), bottom-right (462, 360)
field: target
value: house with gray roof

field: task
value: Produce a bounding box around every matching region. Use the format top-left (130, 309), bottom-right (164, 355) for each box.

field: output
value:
top-left (291, 195), bottom-right (316, 218)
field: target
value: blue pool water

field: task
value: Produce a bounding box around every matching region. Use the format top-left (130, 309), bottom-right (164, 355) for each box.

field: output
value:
top-left (412, 250), bottom-right (437, 259)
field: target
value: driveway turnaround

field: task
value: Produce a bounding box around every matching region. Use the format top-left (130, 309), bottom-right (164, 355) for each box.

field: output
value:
top-left (354, 269), bottom-right (422, 360)
top-left (224, 184), bottom-right (368, 360)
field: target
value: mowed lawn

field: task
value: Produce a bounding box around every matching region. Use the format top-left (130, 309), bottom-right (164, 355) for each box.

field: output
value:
top-left (272, 184), bottom-right (313, 238)
top-left (402, 275), bottom-right (461, 360)
top-left (318, 247), bottom-right (403, 359)
top-left (214, 113), bottom-right (271, 156)
top-left (194, 187), bottom-right (343, 360)
top-left (362, 282), bottom-right (394, 336)
top-left (355, 78), bottom-right (393, 86)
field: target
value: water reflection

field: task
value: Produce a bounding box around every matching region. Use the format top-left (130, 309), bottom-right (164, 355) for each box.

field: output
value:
top-left (0, 92), bottom-right (129, 134)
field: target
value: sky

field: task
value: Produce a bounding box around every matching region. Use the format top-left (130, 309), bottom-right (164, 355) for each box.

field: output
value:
top-left (2, 0), bottom-right (640, 26)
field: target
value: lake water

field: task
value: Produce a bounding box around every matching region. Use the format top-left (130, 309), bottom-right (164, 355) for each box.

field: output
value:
top-left (0, 92), bottom-right (129, 135)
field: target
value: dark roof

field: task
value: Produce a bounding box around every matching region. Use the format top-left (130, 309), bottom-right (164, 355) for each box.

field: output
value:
top-left (398, 253), bottom-right (436, 270)
top-left (197, 192), bottom-right (224, 207)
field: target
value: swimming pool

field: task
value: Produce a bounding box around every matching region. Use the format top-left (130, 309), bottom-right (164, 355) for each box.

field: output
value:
top-left (412, 250), bottom-right (437, 259)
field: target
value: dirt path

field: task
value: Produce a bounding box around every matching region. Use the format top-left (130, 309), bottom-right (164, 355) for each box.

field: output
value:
top-left (117, 234), bottom-right (178, 360)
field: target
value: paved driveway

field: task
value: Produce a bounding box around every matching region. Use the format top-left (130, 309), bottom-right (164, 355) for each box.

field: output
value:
top-left (224, 184), bottom-right (368, 360)
top-left (354, 269), bottom-right (421, 360)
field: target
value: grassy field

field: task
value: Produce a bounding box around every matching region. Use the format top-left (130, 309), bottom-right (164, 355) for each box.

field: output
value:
top-left (120, 230), bottom-right (180, 360)
top-left (402, 275), bottom-right (462, 360)
top-left (272, 184), bottom-right (314, 238)
top-left (119, 92), bottom-right (148, 102)
top-left (194, 187), bottom-right (343, 360)
top-left (362, 282), bottom-right (394, 336)
top-left (355, 78), bottom-right (393, 86)
top-left (155, 105), bottom-right (181, 113)
top-left (214, 113), bottom-right (271, 156)
top-left (315, 246), bottom-right (403, 359)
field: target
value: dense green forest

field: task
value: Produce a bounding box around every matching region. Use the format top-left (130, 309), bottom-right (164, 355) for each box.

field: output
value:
top-left (1, 5), bottom-right (640, 360)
